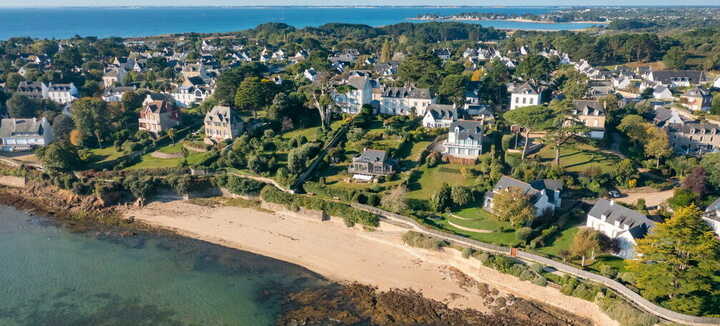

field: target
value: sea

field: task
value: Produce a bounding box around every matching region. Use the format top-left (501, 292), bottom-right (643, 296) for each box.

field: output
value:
top-left (0, 6), bottom-right (604, 40)
top-left (0, 205), bottom-right (327, 326)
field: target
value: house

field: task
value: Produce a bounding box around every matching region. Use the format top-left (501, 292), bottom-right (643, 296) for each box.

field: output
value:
top-left (665, 122), bottom-right (720, 155)
top-left (433, 48), bottom-right (452, 60)
top-left (15, 81), bottom-right (45, 100)
top-left (571, 100), bottom-right (606, 139)
top-left (333, 76), bottom-right (375, 114)
top-left (138, 100), bottom-right (180, 134)
top-left (204, 105), bottom-right (243, 144)
top-left (103, 67), bottom-right (127, 88)
top-left (465, 105), bottom-right (495, 123)
top-left (348, 149), bottom-right (395, 181)
top-left (303, 68), bottom-right (318, 82)
top-left (680, 87), bottom-right (712, 112)
top-left (652, 86), bottom-right (674, 100)
top-left (483, 175), bottom-right (563, 217)
top-left (653, 107), bottom-right (689, 126)
top-left (703, 197), bottom-right (720, 237)
top-left (181, 63), bottom-right (208, 81)
top-left (102, 86), bottom-right (136, 103)
top-left (329, 49), bottom-right (359, 64)
top-left (443, 120), bottom-right (484, 162)
top-left (170, 85), bottom-right (211, 108)
top-left (0, 117), bottom-right (54, 152)
top-left (509, 82), bottom-right (542, 110)
top-left (714, 76), bottom-right (720, 89)
top-left (647, 70), bottom-right (705, 87)
top-left (374, 86), bottom-right (435, 116)
top-left (422, 104), bottom-right (459, 128)
top-left (45, 83), bottom-right (78, 104)
top-left (586, 199), bottom-right (655, 259)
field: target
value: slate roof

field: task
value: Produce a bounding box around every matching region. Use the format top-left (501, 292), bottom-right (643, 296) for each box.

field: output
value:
top-left (675, 122), bottom-right (720, 135)
top-left (354, 149), bottom-right (388, 163)
top-left (0, 118), bottom-right (45, 137)
top-left (511, 81), bottom-right (541, 95)
top-left (380, 86), bottom-right (432, 99)
top-left (488, 175), bottom-right (563, 205)
top-left (572, 100), bottom-right (605, 116)
top-left (205, 105), bottom-right (239, 124)
top-left (347, 76), bottom-right (370, 90)
top-left (589, 198), bottom-right (654, 239)
top-left (684, 87), bottom-right (710, 97)
top-left (16, 81), bottom-right (44, 94)
top-left (426, 104), bottom-right (458, 120)
top-left (46, 83), bottom-right (74, 92)
top-left (450, 120), bottom-right (484, 141)
top-left (649, 70), bottom-right (705, 84)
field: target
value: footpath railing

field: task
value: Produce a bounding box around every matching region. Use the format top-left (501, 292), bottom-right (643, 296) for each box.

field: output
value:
top-left (351, 203), bottom-right (720, 326)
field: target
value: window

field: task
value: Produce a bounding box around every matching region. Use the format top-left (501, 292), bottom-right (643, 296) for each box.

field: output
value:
top-left (529, 98), bottom-right (534, 104)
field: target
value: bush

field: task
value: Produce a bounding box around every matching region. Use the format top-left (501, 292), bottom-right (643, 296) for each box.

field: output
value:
top-left (532, 276), bottom-right (548, 286)
top-left (461, 247), bottom-right (475, 259)
top-left (401, 231), bottom-right (448, 250)
top-left (261, 186), bottom-right (380, 227)
top-left (596, 294), bottom-right (659, 326)
top-left (599, 264), bottom-right (618, 279)
top-left (516, 227), bottom-right (533, 242)
top-left (217, 175), bottom-right (266, 196)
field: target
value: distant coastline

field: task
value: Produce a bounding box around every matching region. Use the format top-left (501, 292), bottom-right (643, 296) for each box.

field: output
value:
top-left (408, 16), bottom-right (609, 25)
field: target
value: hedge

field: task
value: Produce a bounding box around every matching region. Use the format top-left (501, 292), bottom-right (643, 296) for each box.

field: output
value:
top-left (261, 186), bottom-right (379, 227)
top-left (215, 175), bottom-right (265, 196)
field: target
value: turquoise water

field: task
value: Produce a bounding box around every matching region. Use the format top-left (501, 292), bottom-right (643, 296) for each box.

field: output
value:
top-left (0, 7), bottom-right (602, 40)
top-left (0, 205), bottom-right (325, 326)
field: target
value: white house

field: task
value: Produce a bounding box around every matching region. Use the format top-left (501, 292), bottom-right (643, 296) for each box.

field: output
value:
top-left (204, 105), bottom-right (243, 144)
top-left (102, 86), bottom-right (136, 103)
top-left (586, 199), bottom-right (655, 259)
top-left (0, 118), bottom-right (54, 152)
top-left (704, 197), bottom-right (720, 237)
top-left (374, 86), bottom-right (435, 116)
top-left (304, 68), bottom-right (318, 82)
top-left (509, 82), bottom-right (542, 110)
top-left (443, 120), bottom-right (484, 161)
top-left (483, 175), bottom-right (563, 217)
top-left (714, 77), bottom-right (720, 89)
top-left (170, 85), bottom-right (211, 108)
top-left (647, 70), bottom-right (705, 88)
top-left (333, 76), bottom-right (375, 114)
top-left (422, 104), bottom-right (459, 129)
top-left (653, 86), bottom-right (674, 100)
top-left (44, 83), bottom-right (78, 104)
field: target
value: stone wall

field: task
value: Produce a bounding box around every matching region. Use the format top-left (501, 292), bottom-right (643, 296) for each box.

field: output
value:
top-left (0, 176), bottom-right (26, 188)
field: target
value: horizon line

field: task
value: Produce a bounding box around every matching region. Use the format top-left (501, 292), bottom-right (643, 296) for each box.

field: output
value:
top-left (0, 5), bottom-right (717, 9)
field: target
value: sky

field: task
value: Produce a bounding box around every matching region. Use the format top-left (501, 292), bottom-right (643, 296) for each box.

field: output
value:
top-left (0, 0), bottom-right (714, 7)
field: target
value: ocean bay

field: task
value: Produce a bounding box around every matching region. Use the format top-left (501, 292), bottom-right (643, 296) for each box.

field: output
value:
top-left (0, 6), bottom-right (601, 40)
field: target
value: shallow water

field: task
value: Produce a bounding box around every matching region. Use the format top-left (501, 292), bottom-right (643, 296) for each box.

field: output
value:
top-left (0, 205), bottom-right (326, 326)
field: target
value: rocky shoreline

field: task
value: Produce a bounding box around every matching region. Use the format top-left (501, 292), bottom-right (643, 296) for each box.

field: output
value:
top-left (0, 184), bottom-right (593, 326)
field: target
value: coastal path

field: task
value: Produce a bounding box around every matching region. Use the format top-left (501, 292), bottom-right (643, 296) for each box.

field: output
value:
top-left (351, 203), bottom-right (720, 326)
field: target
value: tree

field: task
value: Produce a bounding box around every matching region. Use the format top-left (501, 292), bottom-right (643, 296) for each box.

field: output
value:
top-left (613, 158), bottom-right (637, 186)
top-left (570, 228), bottom-right (603, 267)
top-left (644, 126), bottom-right (671, 168)
top-left (628, 205), bottom-right (720, 315)
top-left (431, 183), bottom-right (453, 212)
top-left (381, 185), bottom-right (408, 212)
top-left (214, 63), bottom-right (268, 105)
top-left (35, 142), bottom-right (81, 171)
top-left (4, 73), bottom-right (24, 90)
top-left (437, 74), bottom-right (467, 106)
top-left (663, 46), bottom-right (688, 70)
top-left (700, 153), bottom-right (720, 188)
top-left (5, 94), bottom-right (35, 118)
top-left (234, 76), bottom-right (274, 117)
top-left (303, 75), bottom-right (336, 131)
top-left (121, 90), bottom-right (146, 111)
top-left (167, 128), bottom-right (176, 145)
top-left (380, 39), bottom-right (392, 63)
top-left (682, 166), bottom-right (707, 197)
top-left (491, 187), bottom-right (535, 227)
top-left (450, 186), bottom-right (473, 208)
top-left (503, 105), bottom-right (555, 160)
top-left (52, 114), bottom-right (75, 141)
top-left (515, 54), bottom-right (555, 81)
top-left (70, 98), bottom-right (110, 147)
top-left (544, 100), bottom-right (589, 166)
top-left (668, 188), bottom-right (698, 209)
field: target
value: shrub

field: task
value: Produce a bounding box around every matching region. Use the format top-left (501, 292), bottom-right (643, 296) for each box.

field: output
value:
top-left (599, 264), bottom-right (618, 279)
top-left (596, 294), bottom-right (659, 326)
top-left (530, 263), bottom-right (544, 274)
top-left (401, 231), bottom-right (448, 250)
top-left (516, 227), bottom-right (533, 242)
top-left (519, 269), bottom-right (535, 281)
top-left (532, 276), bottom-right (548, 286)
top-left (461, 247), bottom-right (475, 259)
top-left (217, 175), bottom-right (266, 196)
top-left (477, 252), bottom-right (491, 263)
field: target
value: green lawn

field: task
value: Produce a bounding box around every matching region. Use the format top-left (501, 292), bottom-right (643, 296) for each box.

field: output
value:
top-left (448, 207), bottom-right (511, 231)
top-left (84, 146), bottom-right (128, 170)
top-left (588, 255), bottom-right (628, 274)
top-left (125, 151), bottom-right (211, 170)
top-left (436, 218), bottom-right (520, 246)
top-left (533, 143), bottom-right (621, 173)
top-left (536, 226), bottom-right (580, 257)
top-left (282, 120), bottom-right (345, 142)
top-left (406, 164), bottom-right (477, 201)
top-left (408, 141), bottom-right (432, 161)
top-left (157, 143), bottom-right (184, 154)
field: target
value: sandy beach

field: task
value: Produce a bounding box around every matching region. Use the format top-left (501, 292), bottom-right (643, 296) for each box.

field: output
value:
top-left (126, 200), bottom-right (618, 326)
